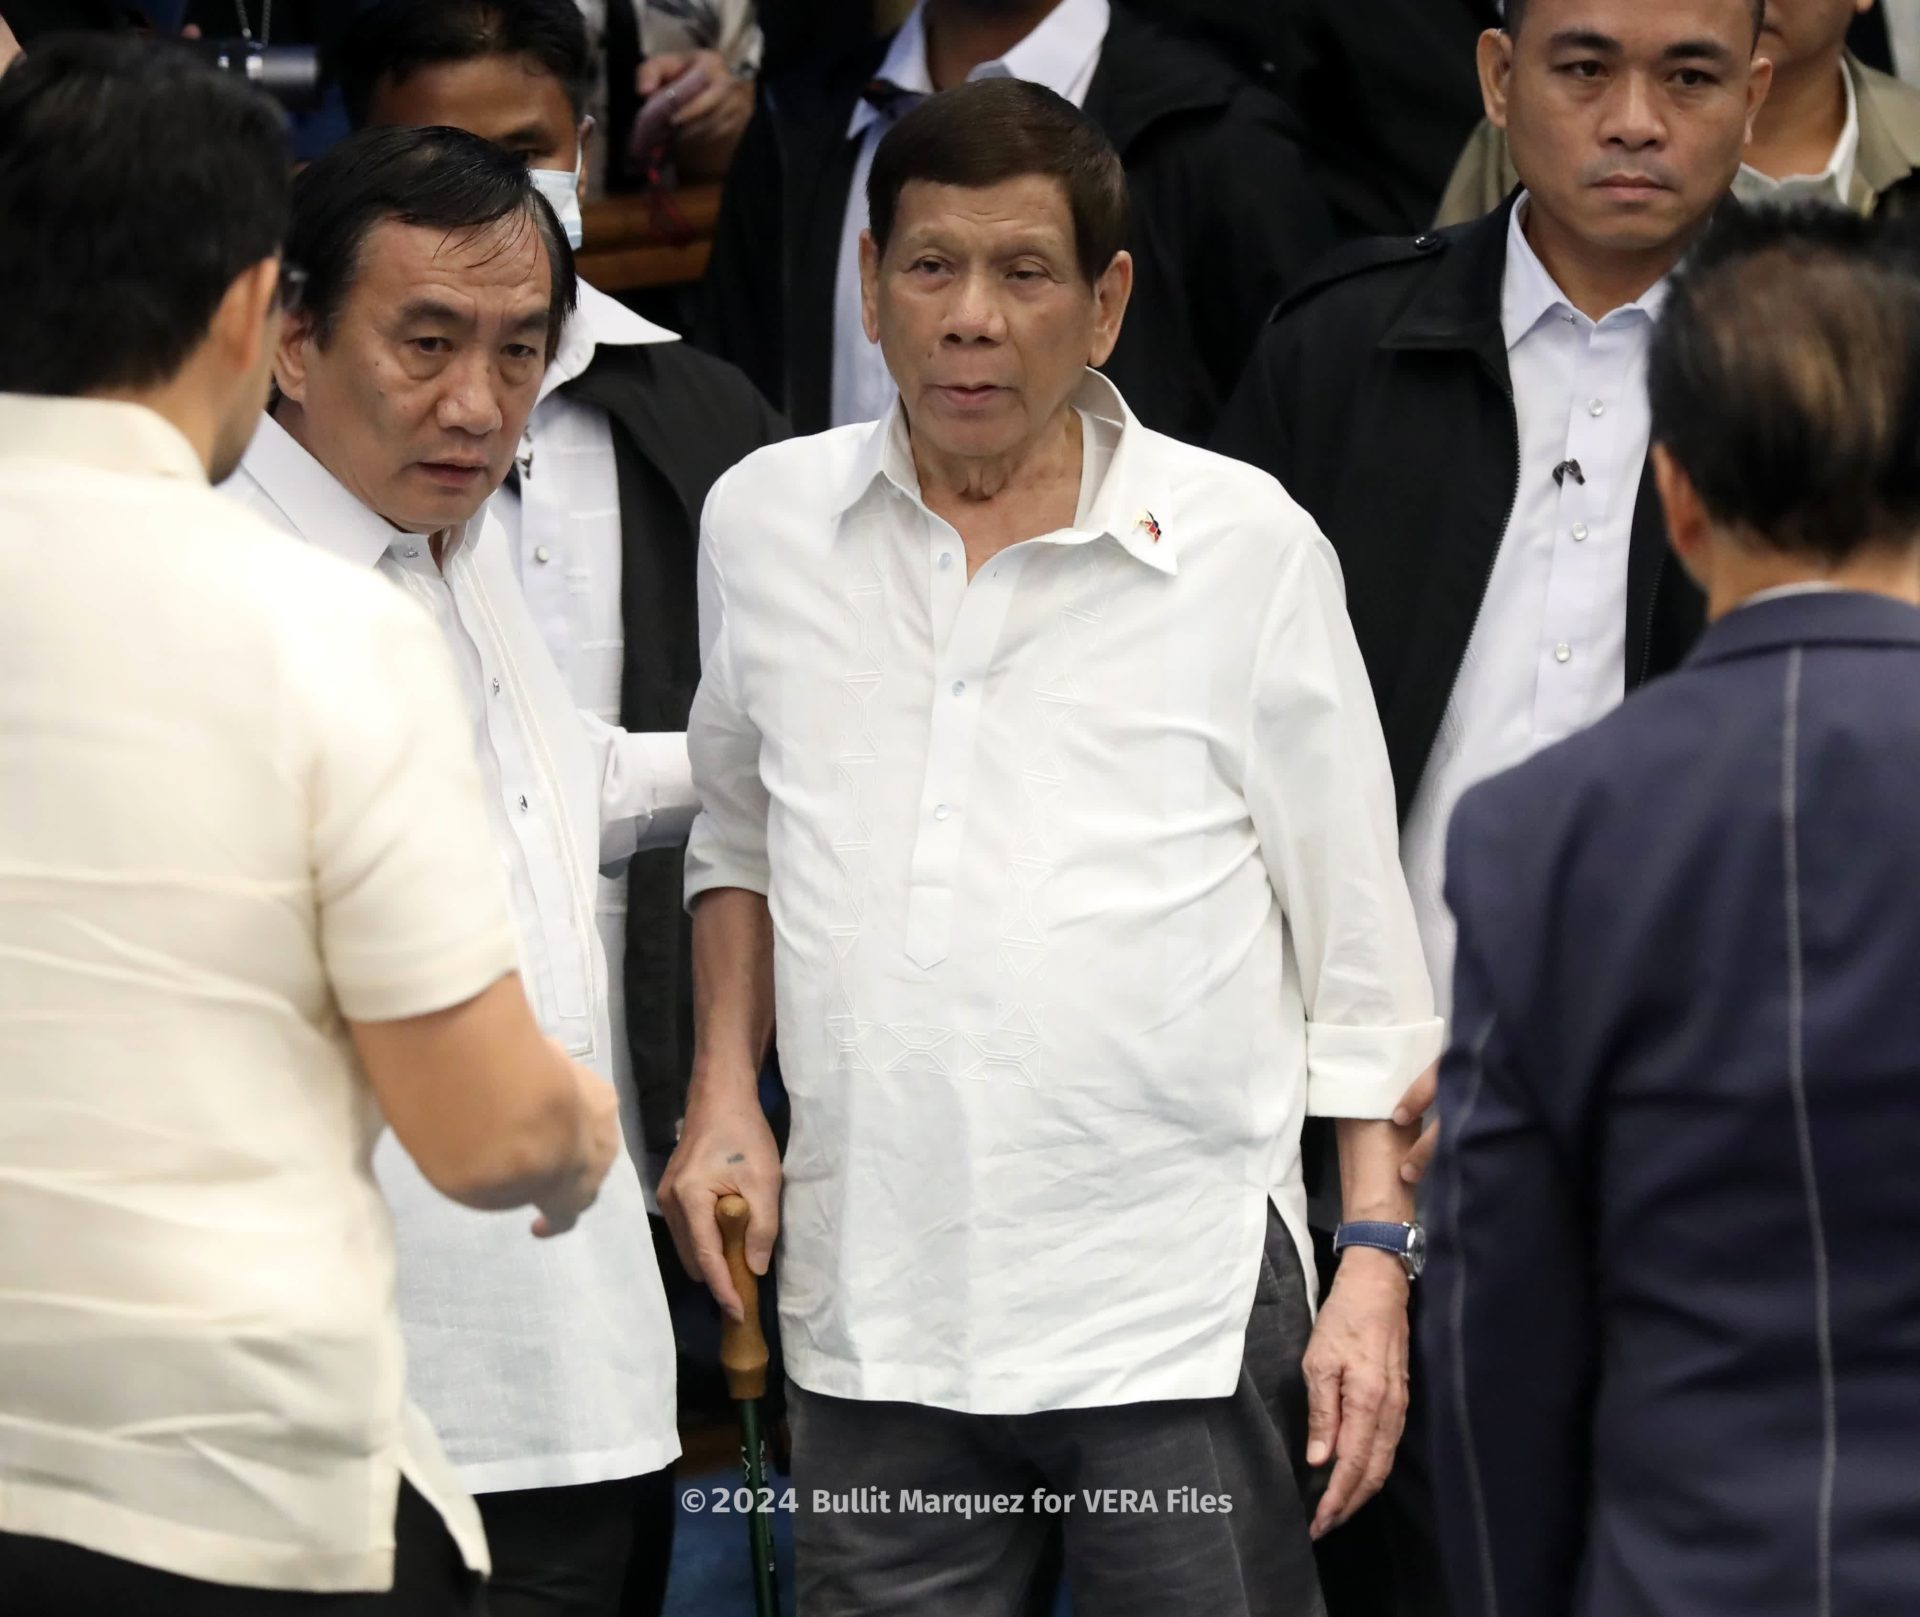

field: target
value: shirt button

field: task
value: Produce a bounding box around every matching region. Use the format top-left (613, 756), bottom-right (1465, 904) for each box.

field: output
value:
top-left (402, 546), bottom-right (420, 559)
top-left (951, 680), bottom-right (966, 698)
top-left (517, 794), bottom-right (530, 811)
top-left (933, 803), bottom-right (952, 822)
top-left (1554, 644), bottom-right (1573, 664)
top-left (1588, 399), bottom-right (1606, 418)
top-left (534, 546), bottom-right (552, 564)
top-left (491, 677), bottom-right (501, 695)
top-left (1572, 523), bottom-right (1589, 543)
top-left (937, 552), bottom-right (955, 571)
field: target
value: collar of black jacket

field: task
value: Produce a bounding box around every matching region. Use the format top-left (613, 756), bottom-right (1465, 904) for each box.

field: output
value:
top-left (1688, 587), bottom-right (1920, 667)
top-left (1378, 191), bottom-right (1519, 361)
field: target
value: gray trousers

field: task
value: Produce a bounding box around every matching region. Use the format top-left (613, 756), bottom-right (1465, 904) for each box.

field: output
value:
top-left (790, 1206), bottom-right (1324, 1617)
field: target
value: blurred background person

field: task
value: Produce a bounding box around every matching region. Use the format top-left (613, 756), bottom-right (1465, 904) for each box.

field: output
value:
top-left (696, 0), bottom-right (1333, 445)
top-left (1429, 202), bottom-right (1920, 1617)
top-left (1216, 1), bottom-right (1772, 1610)
top-left (1280, 0), bottom-right (1503, 240)
top-left (1439, 0), bottom-right (1920, 224)
top-left (604, 0), bottom-right (763, 185)
top-left (0, 35), bottom-right (618, 1616)
top-left (222, 126), bottom-right (696, 1617)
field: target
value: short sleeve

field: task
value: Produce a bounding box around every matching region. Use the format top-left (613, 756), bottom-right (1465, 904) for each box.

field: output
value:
top-left (304, 590), bottom-right (520, 1022)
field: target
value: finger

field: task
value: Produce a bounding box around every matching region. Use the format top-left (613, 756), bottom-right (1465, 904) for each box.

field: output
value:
top-left (744, 1181), bottom-right (780, 1276)
top-left (1316, 1374), bottom-right (1386, 1537)
top-left (1402, 1117), bottom-right (1441, 1185)
top-left (1356, 1378), bottom-right (1409, 1512)
top-left (1391, 1062), bottom-right (1439, 1127)
top-left (1302, 1354), bottom-right (1342, 1470)
top-left (531, 1209), bottom-right (574, 1239)
top-left (636, 54), bottom-right (689, 95)
top-left (688, 1195), bottom-right (744, 1321)
top-left (673, 82), bottom-right (732, 128)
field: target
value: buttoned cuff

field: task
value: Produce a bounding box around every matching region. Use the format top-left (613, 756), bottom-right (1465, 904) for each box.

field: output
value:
top-left (1304, 1017), bottom-right (1447, 1120)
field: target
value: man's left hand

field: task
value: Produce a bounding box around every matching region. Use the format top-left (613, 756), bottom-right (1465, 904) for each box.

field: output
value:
top-left (1302, 1247), bottom-right (1410, 1538)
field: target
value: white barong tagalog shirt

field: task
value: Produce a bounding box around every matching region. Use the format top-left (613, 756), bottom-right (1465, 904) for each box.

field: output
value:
top-left (0, 395), bottom-right (511, 1590)
top-left (686, 371), bottom-right (1443, 1415)
top-left (225, 417), bottom-right (693, 1492)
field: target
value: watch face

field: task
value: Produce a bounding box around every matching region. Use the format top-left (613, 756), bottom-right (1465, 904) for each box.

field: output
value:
top-left (1405, 1223), bottom-right (1428, 1280)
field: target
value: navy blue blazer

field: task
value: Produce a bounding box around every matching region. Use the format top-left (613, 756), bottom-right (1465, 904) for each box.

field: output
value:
top-left (1424, 589), bottom-right (1920, 1617)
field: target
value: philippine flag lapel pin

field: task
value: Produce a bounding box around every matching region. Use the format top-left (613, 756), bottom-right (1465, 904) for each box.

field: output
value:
top-left (1137, 509), bottom-right (1163, 544)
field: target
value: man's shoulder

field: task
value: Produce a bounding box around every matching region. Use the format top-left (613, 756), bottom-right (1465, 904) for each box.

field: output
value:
top-left (1450, 664), bottom-right (1731, 885)
top-left (706, 423), bottom-right (876, 521)
top-left (1269, 229), bottom-right (1459, 333)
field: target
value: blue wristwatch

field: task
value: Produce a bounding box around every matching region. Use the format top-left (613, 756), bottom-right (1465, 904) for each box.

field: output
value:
top-left (1332, 1221), bottom-right (1426, 1281)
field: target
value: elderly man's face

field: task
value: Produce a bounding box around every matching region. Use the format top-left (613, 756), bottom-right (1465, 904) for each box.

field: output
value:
top-left (860, 175), bottom-right (1130, 464)
top-left (274, 215), bottom-right (551, 533)
top-left (1486, 0), bottom-right (1770, 259)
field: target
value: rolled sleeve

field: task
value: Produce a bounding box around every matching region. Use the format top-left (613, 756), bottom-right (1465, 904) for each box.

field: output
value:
top-left (1244, 525), bottom-right (1444, 1119)
top-left (684, 469), bottom-right (771, 906)
top-left (309, 595), bottom-right (520, 1022)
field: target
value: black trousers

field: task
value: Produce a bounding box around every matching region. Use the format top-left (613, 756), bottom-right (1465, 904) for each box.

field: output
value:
top-left (0, 1480), bottom-right (481, 1617)
top-left (477, 1469), bottom-right (676, 1617)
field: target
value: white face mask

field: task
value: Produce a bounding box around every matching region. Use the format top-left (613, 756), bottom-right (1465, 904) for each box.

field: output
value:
top-left (529, 146), bottom-right (585, 251)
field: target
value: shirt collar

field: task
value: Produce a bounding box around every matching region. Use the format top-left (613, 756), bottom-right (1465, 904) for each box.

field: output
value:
top-left (1734, 61), bottom-right (1859, 209)
top-left (847, 0), bottom-right (1110, 139)
top-left (1501, 192), bottom-right (1670, 352)
top-left (237, 410), bottom-right (473, 571)
top-left (0, 393), bottom-right (206, 483)
top-left (540, 280), bottom-right (680, 401)
top-left (838, 368), bottom-right (1176, 575)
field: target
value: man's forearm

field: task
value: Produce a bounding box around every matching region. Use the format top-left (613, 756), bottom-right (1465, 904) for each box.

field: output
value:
top-left (689, 886), bottom-right (774, 1102)
top-left (1336, 1117), bottom-right (1420, 1225)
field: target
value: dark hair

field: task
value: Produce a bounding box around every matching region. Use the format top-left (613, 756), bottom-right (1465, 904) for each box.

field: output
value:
top-left (1649, 206), bottom-right (1920, 562)
top-left (867, 79), bottom-right (1129, 284)
top-left (1505, 0), bottom-right (1765, 42)
top-left (0, 34), bottom-right (289, 395)
top-left (341, 0), bottom-right (593, 128)
top-left (288, 124), bottom-right (578, 363)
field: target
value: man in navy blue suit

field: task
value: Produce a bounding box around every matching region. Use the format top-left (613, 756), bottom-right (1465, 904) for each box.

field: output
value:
top-left (1426, 204), bottom-right (1920, 1617)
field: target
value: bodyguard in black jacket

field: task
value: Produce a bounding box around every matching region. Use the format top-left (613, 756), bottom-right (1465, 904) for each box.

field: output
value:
top-left (1214, 5), bottom-right (1775, 1612)
top-left (1214, 194), bottom-right (1706, 824)
top-left (695, 0), bottom-right (1332, 445)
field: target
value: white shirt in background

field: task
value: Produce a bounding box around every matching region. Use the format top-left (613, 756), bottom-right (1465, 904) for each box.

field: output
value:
top-left (687, 370), bottom-right (1442, 1415)
top-left (225, 419), bottom-right (692, 1493)
top-left (1733, 61), bottom-right (1859, 208)
top-left (0, 395), bottom-right (511, 1589)
top-left (1400, 195), bottom-right (1665, 1015)
top-left (492, 281), bottom-right (683, 1199)
top-left (830, 0), bottom-right (1111, 427)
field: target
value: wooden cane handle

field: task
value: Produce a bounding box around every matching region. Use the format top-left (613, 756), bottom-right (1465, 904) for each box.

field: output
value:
top-left (717, 1194), bottom-right (769, 1400)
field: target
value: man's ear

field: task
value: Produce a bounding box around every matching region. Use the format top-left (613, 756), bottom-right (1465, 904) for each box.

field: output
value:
top-left (272, 302), bottom-right (318, 407)
top-left (1477, 27), bottom-right (1515, 130)
top-left (1653, 442), bottom-right (1714, 591)
top-left (207, 258), bottom-right (279, 385)
top-left (1088, 249), bottom-right (1134, 368)
top-left (859, 229), bottom-right (882, 345)
top-left (1745, 53), bottom-right (1774, 146)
